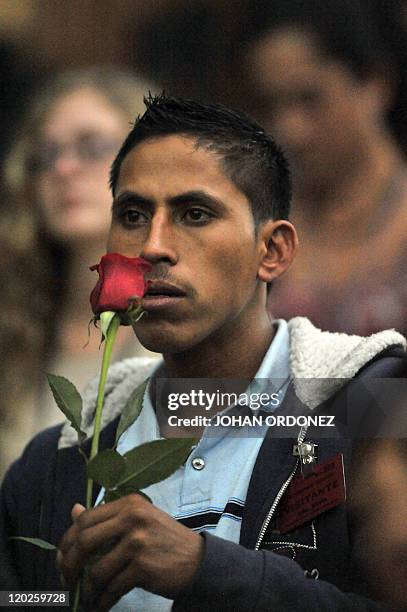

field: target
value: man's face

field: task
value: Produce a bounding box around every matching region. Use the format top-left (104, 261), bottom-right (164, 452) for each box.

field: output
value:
top-left (108, 134), bottom-right (264, 354)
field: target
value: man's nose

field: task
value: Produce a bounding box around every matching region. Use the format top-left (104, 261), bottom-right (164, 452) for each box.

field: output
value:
top-left (140, 213), bottom-right (178, 265)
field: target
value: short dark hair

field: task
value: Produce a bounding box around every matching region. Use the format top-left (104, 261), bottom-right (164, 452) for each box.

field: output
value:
top-left (110, 93), bottom-right (291, 224)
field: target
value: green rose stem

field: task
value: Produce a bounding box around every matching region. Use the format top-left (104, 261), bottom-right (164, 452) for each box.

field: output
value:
top-left (73, 311), bottom-right (121, 612)
top-left (73, 584), bottom-right (81, 612)
top-left (86, 311), bottom-right (121, 508)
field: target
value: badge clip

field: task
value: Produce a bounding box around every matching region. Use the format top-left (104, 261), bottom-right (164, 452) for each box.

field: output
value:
top-left (293, 441), bottom-right (318, 475)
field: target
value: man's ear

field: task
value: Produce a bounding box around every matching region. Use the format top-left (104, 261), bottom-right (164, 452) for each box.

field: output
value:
top-left (257, 220), bottom-right (298, 283)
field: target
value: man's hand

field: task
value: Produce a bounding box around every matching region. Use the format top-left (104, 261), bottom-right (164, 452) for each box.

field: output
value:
top-left (56, 494), bottom-right (205, 611)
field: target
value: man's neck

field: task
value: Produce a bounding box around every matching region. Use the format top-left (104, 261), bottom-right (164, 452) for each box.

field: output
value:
top-left (152, 308), bottom-right (276, 438)
top-left (159, 310), bottom-right (275, 381)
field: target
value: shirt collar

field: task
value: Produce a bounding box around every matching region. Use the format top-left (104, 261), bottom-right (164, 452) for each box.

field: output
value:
top-left (243, 319), bottom-right (290, 412)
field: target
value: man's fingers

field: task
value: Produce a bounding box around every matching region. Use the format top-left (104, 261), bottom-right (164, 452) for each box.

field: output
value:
top-left (82, 537), bottom-right (130, 603)
top-left (93, 561), bottom-right (141, 612)
top-left (60, 506), bottom-right (124, 558)
top-left (57, 496), bottom-right (149, 598)
top-left (70, 495), bottom-right (140, 530)
top-left (59, 518), bottom-right (123, 585)
top-left (58, 541), bottom-right (83, 585)
top-left (74, 517), bottom-right (124, 555)
top-left (58, 504), bottom-right (86, 561)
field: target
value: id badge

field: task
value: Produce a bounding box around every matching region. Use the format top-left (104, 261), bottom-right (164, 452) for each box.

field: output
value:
top-left (278, 453), bottom-right (346, 534)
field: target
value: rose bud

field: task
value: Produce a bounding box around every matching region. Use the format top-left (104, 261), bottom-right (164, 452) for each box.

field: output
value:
top-left (90, 253), bottom-right (152, 324)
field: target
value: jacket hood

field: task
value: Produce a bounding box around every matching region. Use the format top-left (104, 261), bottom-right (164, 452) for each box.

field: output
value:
top-left (58, 317), bottom-right (406, 449)
top-left (289, 317), bottom-right (406, 409)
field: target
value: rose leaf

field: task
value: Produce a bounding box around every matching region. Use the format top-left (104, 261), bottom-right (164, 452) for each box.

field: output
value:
top-left (10, 536), bottom-right (56, 550)
top-left (104, 486), bottom-right (152, 504)
top-left (46, 373), bottom-right (86, 443)
top-left (115, 378), bottom-right (149, 445)
top-left (87, 449), bottom-right (126, 489)
top-left (117, 438), bottom-right (196, 491)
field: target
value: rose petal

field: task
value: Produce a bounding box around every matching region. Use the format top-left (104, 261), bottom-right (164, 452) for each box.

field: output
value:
top-left (90, 253), bottom-right (152, 315)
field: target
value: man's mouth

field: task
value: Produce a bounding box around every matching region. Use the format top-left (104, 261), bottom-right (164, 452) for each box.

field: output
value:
top-left (142, 281), bottom-right (187, 310)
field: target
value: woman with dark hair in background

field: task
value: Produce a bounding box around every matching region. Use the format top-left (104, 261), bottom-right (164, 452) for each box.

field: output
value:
top-left (244, 0), bottom-right (407, 335)
top-left (0, 68), bottom-right (158, 476)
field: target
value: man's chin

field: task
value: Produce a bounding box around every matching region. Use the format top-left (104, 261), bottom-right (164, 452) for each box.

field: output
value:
top-left (131, 323), bottom-right (194, 355)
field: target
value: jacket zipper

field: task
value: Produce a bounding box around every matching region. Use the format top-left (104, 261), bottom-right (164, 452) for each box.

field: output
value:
top-left (254, 426), bottom-right (308, 551)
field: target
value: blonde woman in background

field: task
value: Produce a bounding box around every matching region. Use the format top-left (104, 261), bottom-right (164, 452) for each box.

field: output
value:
top-left (0, 68), bottom-right (158, 476)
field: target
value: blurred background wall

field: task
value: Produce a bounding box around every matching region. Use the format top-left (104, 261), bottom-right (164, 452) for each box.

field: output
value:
top-left (2, 0), bottom-right (406, 154)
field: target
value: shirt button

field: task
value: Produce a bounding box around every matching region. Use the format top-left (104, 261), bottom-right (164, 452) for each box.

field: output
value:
top-left (192, 457), bottom-right (205, 470)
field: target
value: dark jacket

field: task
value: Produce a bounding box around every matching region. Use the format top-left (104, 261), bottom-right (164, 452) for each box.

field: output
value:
top-left (1, 346), bottom-right (406, 611)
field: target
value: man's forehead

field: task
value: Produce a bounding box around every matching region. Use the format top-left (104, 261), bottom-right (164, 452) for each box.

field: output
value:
top-left (119, 134), bottom-right (212, 169)
top-left (116, 134), bottom-right (229, 193)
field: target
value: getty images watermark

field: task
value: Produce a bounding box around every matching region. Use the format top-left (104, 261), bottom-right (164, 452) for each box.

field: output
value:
top-left (167, 413), bottom-right (335, 428)
top-left (153, 377), bottom-right (407, 438)
top-left (162, 386), bottom-right (335, 429)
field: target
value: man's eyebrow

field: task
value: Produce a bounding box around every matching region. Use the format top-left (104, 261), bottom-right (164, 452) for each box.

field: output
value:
top-left (168, 190), bottom-right (227, 211)
top-left (112, 191), bottom-right (154, 211)
top-left (112, 189), bottom-right (228, 213)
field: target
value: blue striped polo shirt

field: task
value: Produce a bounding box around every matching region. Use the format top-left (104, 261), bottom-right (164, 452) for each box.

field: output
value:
top-left (105, 319), bottom-right (290, 611)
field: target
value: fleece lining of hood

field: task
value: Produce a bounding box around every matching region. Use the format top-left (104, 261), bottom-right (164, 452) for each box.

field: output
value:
top-left (58, 317), bottom-right (406, 449)
top-left (288, 317), bottom-right (406, 409)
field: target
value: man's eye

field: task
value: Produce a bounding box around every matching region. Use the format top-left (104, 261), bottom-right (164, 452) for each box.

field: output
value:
top-left (183, 208), bottom-right (212, 223)
top-left (122, 209), bottom-right (146, 225)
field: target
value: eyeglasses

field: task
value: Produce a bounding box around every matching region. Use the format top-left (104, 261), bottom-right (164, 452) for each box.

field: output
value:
top-left (28, 131), bottom-right (122, 173)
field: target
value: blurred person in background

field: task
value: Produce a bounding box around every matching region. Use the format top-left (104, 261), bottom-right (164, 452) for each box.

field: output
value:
top-left (351, 438), bottom-right (407, 611)
top-left (244, 0), bottom-right (407, 335)
top-left (0, 68), bottom-right (158, 476)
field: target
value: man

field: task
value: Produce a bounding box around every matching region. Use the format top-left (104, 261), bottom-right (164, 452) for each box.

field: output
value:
top-left (1, 94), bottom-right (406, 611)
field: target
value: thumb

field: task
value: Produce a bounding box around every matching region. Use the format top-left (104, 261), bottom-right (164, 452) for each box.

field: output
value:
top-left (71, 503), bottom-right (86, 521)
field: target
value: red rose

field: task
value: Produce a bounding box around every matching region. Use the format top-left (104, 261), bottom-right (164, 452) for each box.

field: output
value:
top-left (90, 253), bottom-right (152, 315)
